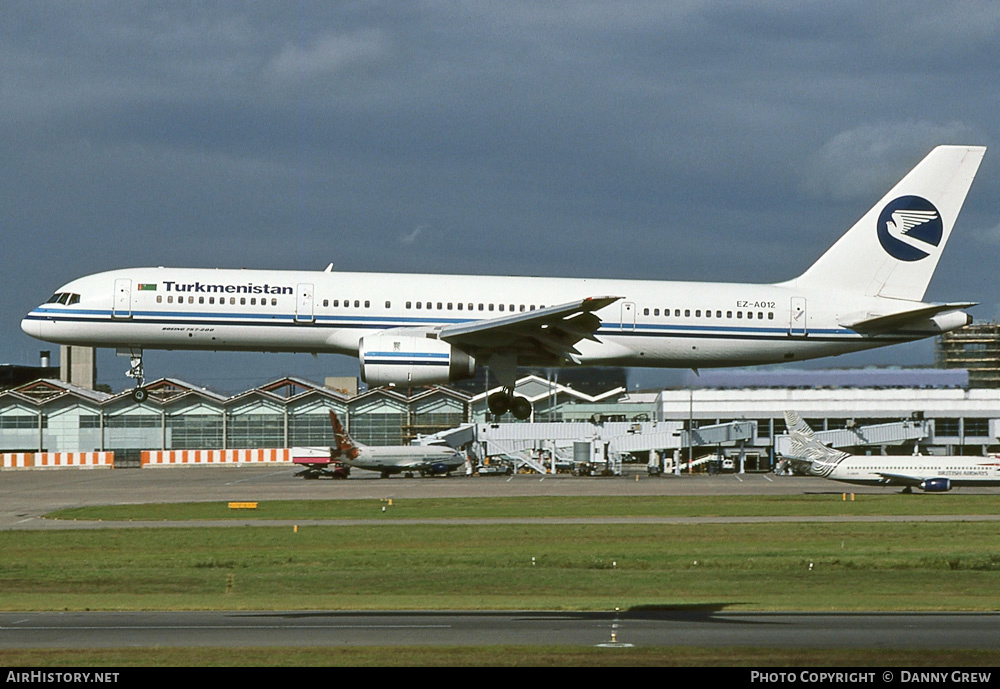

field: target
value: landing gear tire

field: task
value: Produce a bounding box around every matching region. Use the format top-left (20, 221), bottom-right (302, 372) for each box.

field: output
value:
top-left (488, 391), bottom-right (510, 416)
top-left (131, 387), bottom-right (148, 403)
top-left (510, 396), bottom-right (532, 420)
top-left (488, 390), bottom-right (533, 420)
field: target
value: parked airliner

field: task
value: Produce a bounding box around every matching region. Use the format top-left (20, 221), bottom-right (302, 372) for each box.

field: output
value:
top-left (22, 146), bottom-right (986, 418)
top-left (781, 411), bottom-right (1000, 492)
top-left (293, 412), bottom-right (465, 479)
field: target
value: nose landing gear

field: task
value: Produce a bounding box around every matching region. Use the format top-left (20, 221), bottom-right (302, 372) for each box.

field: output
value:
top-left (122, 347), bottom-right (147, 403)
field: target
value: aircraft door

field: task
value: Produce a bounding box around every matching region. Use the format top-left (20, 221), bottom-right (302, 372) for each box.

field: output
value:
top-left (295, 283), bottom-right (315, 323)
top-left (620, 302), bottom-right (636, 331)
top-left (789, 297), bottom-right (807, 336)
top-left (112, 278), bottom-right (132, 319)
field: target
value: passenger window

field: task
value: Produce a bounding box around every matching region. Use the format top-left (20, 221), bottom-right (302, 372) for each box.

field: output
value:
top-left (499, 304), bottom-right (505, 312)
top-left (365, 300), bottom-right (370, 308)
top-left (230, 297), bottom-right (236, 305)
top-left (695, 310), bottom-right (701, 317)
top-left (727, 311), bottom-right (732, 318)
top-left (436, 302), bottom-right (442, 310)
top-left (385, 301), bottom-right (391, 308)
top-left (406, 301), bottom-right (411, 309)
top-left (250, 298), bottom-right (256, 306)
top-left (272, 298), bottom-right (277, 306)
top-left (684, 309), bottom-right (690, 317)
top-left (643, 308), bottom-right (649, 316)
top-left (447, 303), bottom-right (453, 310)
top-left (240, 297), bottom-right (246, 306)
top-left (355, 300), bottom-right (360, 308)
top-left (768, 312), bottom-right (774, 320)
top-left (674, 309), bottom-right (680, 317)
top-left (323, 299), bottom-right (329, 307)
top-left (168, 296), bottom-right (173, 304)
top-left (199, 297), bottom-right (205, 304)
top-left (157, 295), bottom-right (162, 303)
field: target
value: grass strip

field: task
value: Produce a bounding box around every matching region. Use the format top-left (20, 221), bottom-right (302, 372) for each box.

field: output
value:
top-left (46, 494), bottom-right (1000, 522)
top-left (3, 522), bottom-right (1000, 612)
top-left (3, 646), bottom-right (1000, 667)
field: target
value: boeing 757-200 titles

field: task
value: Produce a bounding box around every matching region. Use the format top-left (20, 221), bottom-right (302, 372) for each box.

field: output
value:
top-left (22, 146), bottom-right (986, 418)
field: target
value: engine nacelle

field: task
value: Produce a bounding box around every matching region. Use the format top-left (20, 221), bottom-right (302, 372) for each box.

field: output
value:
top-left (920, 477), bottom-right (952, 492)
top-left (359, 334), bottom-right (475, 386)
top-left (426, 462), bottom-right (451, 476)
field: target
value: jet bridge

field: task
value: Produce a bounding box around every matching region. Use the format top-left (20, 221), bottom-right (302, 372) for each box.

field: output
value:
top-left (773, 419), bottom-right (931, 457)
top-left (472, 419), bottom-right (757, 475)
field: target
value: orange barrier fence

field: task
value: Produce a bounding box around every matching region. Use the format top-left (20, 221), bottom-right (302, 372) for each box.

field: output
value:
top-left (1, 452), bottom-right (114, 469)
top-left (141, 448), bottom-right (291, 466)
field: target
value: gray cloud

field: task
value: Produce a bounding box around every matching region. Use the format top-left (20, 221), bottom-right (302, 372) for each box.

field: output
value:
top-left (3, 1), bottom-right (998, 391)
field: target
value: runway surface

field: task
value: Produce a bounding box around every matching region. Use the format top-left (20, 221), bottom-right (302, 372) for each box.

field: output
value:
top-left (2, 610), bottom-right (999, 650)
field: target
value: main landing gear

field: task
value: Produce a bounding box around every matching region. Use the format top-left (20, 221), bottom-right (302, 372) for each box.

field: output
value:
top-left (124, 348), bottom-right (148, 403)
top-left (488, 388), bottom-right (532, 420)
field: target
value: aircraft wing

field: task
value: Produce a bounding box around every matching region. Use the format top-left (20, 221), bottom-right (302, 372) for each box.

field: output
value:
top-left (838, 302), bottom-right (977, 333)
top-left (873, 471), bottom-right (925, 487)
top-left (775, 452), bottom-right (816, 473)
top-left (438, 296), bottom-right (622, 365)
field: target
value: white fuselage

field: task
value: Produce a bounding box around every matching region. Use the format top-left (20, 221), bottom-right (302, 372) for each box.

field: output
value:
top-left (348, 444), bottom-right (465, 474)
top-left (821, 455), bottom-right (1000, 488)
top-left (20, 266), bottom-right (951, 370)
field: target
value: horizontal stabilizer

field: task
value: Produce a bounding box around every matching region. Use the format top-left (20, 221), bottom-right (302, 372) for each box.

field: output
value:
top-left (839, 302), bottom-right (976, 333)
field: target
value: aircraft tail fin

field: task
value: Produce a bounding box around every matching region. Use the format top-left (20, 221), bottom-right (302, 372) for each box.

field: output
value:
top-left (329, 411), bottom-right (361, 460)
top-left (790, 145), bottom-right (985, 301)
top-left (782, 411), bottom-right (850, 476)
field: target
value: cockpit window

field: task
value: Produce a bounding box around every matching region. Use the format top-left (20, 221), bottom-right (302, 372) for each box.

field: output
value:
top-left (45, 292), bottom-right (80, 305)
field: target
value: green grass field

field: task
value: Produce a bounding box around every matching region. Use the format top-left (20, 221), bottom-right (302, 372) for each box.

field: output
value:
top-left (5, 495), bottom-right (999, 666)
top-left (46, 493), bottom-right (1000, 521)
top-left (6, 495), bottom-right (1000, 612)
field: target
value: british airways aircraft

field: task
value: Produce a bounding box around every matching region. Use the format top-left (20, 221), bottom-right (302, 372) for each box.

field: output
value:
top-left (21, 146), bottom-right (986, 418)
top-left (781, 411), bottom-right (1000, 492)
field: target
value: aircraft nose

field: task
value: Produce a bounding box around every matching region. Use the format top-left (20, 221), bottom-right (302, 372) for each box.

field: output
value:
top-left (21, 315), bottom-right (41, 340)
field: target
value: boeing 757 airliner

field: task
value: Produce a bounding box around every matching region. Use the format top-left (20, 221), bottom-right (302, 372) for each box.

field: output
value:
top-left (22, 145), bottom-right (986, 417)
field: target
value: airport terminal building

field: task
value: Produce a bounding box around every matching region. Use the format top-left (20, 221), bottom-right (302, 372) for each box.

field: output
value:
top-left (3, 366), bottom-right (1000, 466)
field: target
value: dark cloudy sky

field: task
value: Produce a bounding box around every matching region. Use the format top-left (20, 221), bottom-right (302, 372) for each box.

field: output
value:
top-left (4, 2), bottom-right (999, 393)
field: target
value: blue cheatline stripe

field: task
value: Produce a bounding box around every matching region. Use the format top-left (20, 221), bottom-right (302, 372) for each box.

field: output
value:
top-left (24, 310), bottom-right (917, 344)
top-left (364, 351), bottom-right (449, 359)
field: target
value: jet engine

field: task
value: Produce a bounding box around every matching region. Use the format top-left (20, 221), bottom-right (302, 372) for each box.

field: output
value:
top-left (359, 334), bottom-right (475, 386)
top-left (919, 477), bottom-right (952, 492)
top-left (423, 462), bottom-right (452, 476)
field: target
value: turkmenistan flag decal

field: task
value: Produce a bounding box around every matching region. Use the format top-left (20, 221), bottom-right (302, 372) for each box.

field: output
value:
top-left (138, 283), bottom-right (157, 291)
